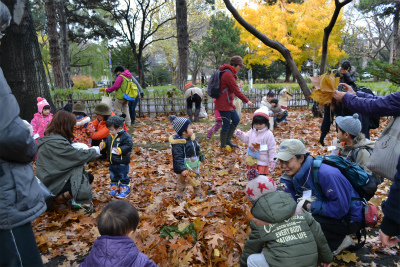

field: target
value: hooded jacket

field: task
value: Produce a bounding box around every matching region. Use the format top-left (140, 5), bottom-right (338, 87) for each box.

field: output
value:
top-left (184, 84), bottom-right (205, 100)
top-left (0, 68), bottom-right (46, 229)
top-left (72, 116), bottom-right (95, 146)
top-left (80, 235), bottom-right (157, 267)
top-left (236, 127), bottom-right (276, 167)
top-left (335, 66), bottom-right (357, 89)
top-left (104, 130), bottom-right (133, 165)
top-left (91, 111), bottom-right (128, 141)
top-left (215, 64), bottom-right (249, 111)
top-left (240, 192), bottom-right (333, 267)
top-left (169, 134), bottom-right (203, 174)
top-left (280, 155), bottom-right (363, 222)
top-left (106, 69), bottom-right (135, 99)
top-left (31, 112), bottom-right (53, 139)
top-left (36, 134), bottom-right (97, 204)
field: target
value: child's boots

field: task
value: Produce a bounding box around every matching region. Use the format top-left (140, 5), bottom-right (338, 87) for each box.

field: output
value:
top-left (109, 182), bottom-right (119, 197)
top-left (116, 184), bottom-right (130, 199)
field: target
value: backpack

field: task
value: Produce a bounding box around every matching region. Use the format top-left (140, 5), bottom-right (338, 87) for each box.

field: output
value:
top-left (348, 147), bottom-right (384, 184)
top-left (121, 75), bottom-right (138, 101)
top-left (312, 155), bottom-right (377, 201)
top-left (357, 86), bottom-right (380, 129)
top-left (207, 69), bottom-right (232, 102)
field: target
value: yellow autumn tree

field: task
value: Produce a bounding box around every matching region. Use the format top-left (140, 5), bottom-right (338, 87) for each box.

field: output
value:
top-left (237, 0), bottom-right (347, 70)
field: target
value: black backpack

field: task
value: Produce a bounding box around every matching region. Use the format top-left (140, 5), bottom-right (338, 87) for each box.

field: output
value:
top-left (357, 86), bottom-right (380, 129)
top-left (207, 69), bottom-right (232, 102)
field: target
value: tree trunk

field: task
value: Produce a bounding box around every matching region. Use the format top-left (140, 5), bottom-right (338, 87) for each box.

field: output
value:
top-left (191, 70), bottom-right (198, 84)
top-left (0, 0), bottom-right (54, 121)
top-left (137, 53), bottom-right (146, 89)
top-left (222, 0), bottom-right (311, 98)
top-left (285, 63), bottom-right (291, 82)
top-left (57, 0), bottom-right (72, 88)
top-left (390, 2), bottom-right (400, 64)
top-left (319, 0), bottom-right (352, 74)
top-left (176, 0), bottom-right (189, 92)
top-left (45, 0), bottom-right (63, 88)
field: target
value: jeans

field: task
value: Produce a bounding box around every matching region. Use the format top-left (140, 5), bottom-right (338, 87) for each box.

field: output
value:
top-left (219, 110), bottom-right (240, 133)
top-left (109, 164), bottom-right (130, 184)
top-left (247, 253), bottom-right (269, 267)
top-left (128, 96), bottom-right (140, 124)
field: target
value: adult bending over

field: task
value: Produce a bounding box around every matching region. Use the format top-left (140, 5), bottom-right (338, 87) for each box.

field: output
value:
top-left (276, 139), bottom-right (363, 255)
top-left (184, 82), bottom-right (204, 122)
top-left (215, 56), bottom-right (254, 148)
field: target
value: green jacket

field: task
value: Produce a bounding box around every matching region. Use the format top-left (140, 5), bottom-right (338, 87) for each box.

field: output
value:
top-left (36, 134), bottom-right (97, 204)
top-left (240, 192), bottom-right (333, 267)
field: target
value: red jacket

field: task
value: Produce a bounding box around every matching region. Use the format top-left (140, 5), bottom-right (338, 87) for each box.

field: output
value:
top-left (215, 64), bottom-right (249, 111)
top-left (91, 111), bottom-right (128, 140)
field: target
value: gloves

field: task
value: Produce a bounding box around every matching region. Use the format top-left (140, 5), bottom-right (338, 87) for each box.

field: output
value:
top-left (234, 130), bottom-right (243, 137)
top-left (140, 92), bottom-right (144, 98)
top-left (33, 133), bottom-right (40, 139)
top-left (269, 161), bottom-right (276, 171)
top-left (91, 146), bottom-right (101, 155)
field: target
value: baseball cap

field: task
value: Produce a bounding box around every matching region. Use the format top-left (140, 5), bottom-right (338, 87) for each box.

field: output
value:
top-left (275, 139), bottom-right (306, 161)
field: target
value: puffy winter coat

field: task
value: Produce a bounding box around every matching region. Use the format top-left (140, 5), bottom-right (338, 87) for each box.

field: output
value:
top-left (72, 116), bottom-right (95, 146)
top-left (31, 112), bottom-right (53, 139)
top-left (104, 130), bottom-right (133, 165)
top-left (280, 155), bottom-right (363, 222)
top-left (36, 134), bottom-right (97, 204)
top-left (215, 64), bottom-right (249, 111)
top-left (260, 96), bottom-right (272, 110)
top-left (240, 192), bottom-right (333, 267)
top-left (80, 235), bottom-right (158, 267)
top-left (170, 134), bottom-right (203, 174)
top-left (270, 103), bottom-right (284, 119)
top-left (0, 68), bottom-right (46, 229)
top-left (235, 127), bottom-right (276, 167)
top-left (335, 66), bottom-right (357, 90)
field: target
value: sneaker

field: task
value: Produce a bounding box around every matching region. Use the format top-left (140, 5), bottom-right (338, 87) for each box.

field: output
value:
top-left (109, 183), bottom-right (119, 197)
top-left (176, 195), bottom-right (183, 201)
top-left (116, 184), bottom-right (130, 199)
top-left (71, 199), bottom-right (82, 209)
top-left (333, 235), bottom-right (353, 256)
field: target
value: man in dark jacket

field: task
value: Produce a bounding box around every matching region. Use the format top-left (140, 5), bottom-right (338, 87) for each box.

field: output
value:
top-left (0, 3), bottom-right (46, 266)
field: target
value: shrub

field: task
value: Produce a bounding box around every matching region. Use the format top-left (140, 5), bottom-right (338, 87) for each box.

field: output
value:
top-left (72, 75), bottom-right (95, 90)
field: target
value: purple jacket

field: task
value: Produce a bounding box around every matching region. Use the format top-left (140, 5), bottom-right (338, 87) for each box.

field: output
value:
top-left (80, 236), bottom-right (158, 267)
top-left (342, 91), bottom-right (400, 117)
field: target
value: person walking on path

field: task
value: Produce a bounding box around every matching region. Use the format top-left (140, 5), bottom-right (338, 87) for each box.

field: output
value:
top-left (215, 56), bottom-right (254, 148)
top-left (106, 66), bottom-right (133, 126)
top-left (184, 82), bottom-right (204, 122)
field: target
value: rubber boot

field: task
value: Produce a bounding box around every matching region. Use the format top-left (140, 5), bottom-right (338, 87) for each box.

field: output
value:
top-left (226, 126), bottom-right (237, 147)
top-left (220, 132), bottom-right (228, 148)
top-left (194, 108), bottom-right (200, 122)
top-left (187, 108), bottom-right (193, 121)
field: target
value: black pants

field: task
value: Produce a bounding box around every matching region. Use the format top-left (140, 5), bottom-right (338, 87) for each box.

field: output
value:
top-left (186, 94), bottom-right (202, 110)
top-left (59, 172), bottom-right (94, 196)
top-left (313, 215), bottom-right (362, 251)
top-left (0, 223), bottom-right (43, 267)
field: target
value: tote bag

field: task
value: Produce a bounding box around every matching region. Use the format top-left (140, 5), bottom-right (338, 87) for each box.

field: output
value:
top-left (367, 116), bottom-right (400, 181)
top-left (101, 94), bottom-right (113, 108)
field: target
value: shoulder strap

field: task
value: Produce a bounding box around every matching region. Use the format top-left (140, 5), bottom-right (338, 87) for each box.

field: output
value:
top-left (312, 159), bottom-right (324, 197)
top-left (350, 146), bottom-right (372, 162)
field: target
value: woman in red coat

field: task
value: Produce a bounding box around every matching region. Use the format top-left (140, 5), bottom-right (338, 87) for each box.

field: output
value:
top-left (215, 56), bottom-right (254, 148)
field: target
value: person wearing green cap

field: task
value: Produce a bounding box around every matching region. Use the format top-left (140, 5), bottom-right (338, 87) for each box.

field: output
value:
top-left (275, 139), bottom-right (363, 256)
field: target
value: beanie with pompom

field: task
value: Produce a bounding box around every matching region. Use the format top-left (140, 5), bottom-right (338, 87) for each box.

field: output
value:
top-left (169, 115), bottom-right (191, 136)
top-left (335, 113), bottom-right (361, 136)
top-left (37, 97), bottom-right (50, 114)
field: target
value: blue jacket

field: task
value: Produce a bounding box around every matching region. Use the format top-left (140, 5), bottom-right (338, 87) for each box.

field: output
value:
top-left (105, 130), bottom-right (133, 165)
top-left (280, 156), bottom-right (363, 222)
top-left (169, 134), bottom-right (204, 174)
top-left (342, 91), bottom-right (400, 117)
top-left (80, 236), bottom-right (158, 267)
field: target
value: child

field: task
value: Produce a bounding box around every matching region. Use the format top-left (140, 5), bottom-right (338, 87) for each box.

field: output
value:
top-left (260, 91), bottom-right (274, 110)
top-left (31, 97), bottom-right (53, 142)
top-left (270, 98), bottom-right (288, 127)
top-left (71, 102), bottom-right (95, 147)
top-left (168, 115), bottom-right (206, 200)
top-left (240, 172), bottom-right (333, 267)
top-left (278, 88), bottom-right (293, 110)
top-left (235, 107), bottom-right (276, 175)
top-left (207, 99), bottom-right (222, 139)
top-left (100, 116), bottom-right (133, 198)
top-left (80, 200), bottom-right (158, 267)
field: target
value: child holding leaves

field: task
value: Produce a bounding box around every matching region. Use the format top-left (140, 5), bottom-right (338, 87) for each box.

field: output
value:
top-left (235, 107), bottom-right (277, 175)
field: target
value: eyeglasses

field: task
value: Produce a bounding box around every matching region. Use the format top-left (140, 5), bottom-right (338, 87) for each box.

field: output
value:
top-left (279, 156), bottom-right (295, 167)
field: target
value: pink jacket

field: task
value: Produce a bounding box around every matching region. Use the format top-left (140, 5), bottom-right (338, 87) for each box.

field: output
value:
top-left (213, 99), bottom-right (222, 121)
top-left (236, 127), bottom-right (276, 166)
top-left (31, 112), bottom-right (53, 139)
top-left (106, 69), bottom-right (133, 93)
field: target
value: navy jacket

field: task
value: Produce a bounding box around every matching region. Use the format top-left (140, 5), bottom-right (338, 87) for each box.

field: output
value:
top-left (280, 156), bottom-right (363, 222)
top-left (342, 91), bottom-right (400, 117)
top-left (169, 134), bottom-right (203, 174)
top-left (80, 235), bottom-right (157, 267)
top-left (105, 130), bottom-right (133, 165)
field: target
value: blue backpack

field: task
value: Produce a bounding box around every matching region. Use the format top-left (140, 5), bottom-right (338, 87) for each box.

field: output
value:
top-left (312, 155), bottom-right (377, 201)
top-left (207, 69), bottom-right (232, 102)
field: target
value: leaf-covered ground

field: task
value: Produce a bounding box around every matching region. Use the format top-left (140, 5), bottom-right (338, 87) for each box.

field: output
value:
top-left (33, 108), bottom-right (400, 267)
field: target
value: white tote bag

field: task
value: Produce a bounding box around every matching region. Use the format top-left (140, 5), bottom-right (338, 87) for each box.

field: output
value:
top-left (101, 94), bottom-right (113, 109)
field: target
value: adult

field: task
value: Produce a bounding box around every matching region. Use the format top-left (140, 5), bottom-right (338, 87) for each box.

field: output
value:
top-left (0, 3), bottom-right (46, 266)
top-left (184, 82), bottom-right (205, 122)
top-left (36, 111), bottom-right (97, 206)
top-left (106, 66), bottom-right (133, 126)
top-left (276, 139), bottom-right (363, 255)
top-left (334, 84), bottom-right (400, 246)
top-left (215, 56), bottom-right (254, 148)
top-left (128, 75), bottom-right (143, 125)
top-left (335, 60), bottom-right (357, 90)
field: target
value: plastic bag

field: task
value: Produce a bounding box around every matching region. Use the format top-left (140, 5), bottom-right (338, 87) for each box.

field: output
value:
top-left (199, 105), bottom-right (207, 118)
top-left (247, 147), bottom-right (260, 159)
top-left (184, 156), bottom-right (200, 187)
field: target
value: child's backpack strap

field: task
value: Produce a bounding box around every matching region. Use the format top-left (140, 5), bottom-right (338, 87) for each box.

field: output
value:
top-left (349, 146), bottom-right (373, 163)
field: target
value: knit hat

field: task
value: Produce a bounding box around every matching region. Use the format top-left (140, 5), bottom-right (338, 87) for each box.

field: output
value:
top-left (275, 139), bottom-right (306, 161)
top-left (107, 116), bottom-right (125, 128)
top-left (253, 107), bottom-right (269, 120)
top-left (94, 103), bottom-right (112, 116)
top-left (245, 174), bottom-right (276, 203)
top-left (37, 97), bottom-right (50, 114)
top-left (169, 115), bottom-right (191, 136)
top-left (72, 102), bottom-right (86, 113)
top-left (336, 113), bottom-right (361, 136)
top-left (230, 56), bottom-right (245, 67)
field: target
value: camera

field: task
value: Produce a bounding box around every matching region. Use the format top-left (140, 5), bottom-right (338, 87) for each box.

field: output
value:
top-left (337, 85), bottom-right (344, 92)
